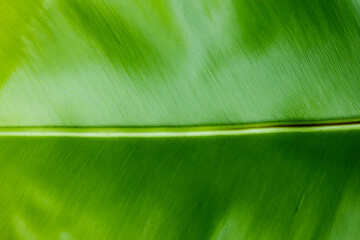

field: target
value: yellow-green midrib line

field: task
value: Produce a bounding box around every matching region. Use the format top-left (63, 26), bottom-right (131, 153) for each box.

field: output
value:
top-left (0, 118), bottom-right (360, 137)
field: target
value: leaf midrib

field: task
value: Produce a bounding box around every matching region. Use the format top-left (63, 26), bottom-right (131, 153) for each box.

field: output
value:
top-left (0, 118), bottom-right (359, 137)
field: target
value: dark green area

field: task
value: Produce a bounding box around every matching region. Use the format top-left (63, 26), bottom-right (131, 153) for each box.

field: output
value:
top-left (0, 130), bottom-right (359, 239)
top-left (233, 0), bottom-right (360, 50)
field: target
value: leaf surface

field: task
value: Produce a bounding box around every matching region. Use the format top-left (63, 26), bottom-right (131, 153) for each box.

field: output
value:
top-left (1, 0), bottom-right (360, 126)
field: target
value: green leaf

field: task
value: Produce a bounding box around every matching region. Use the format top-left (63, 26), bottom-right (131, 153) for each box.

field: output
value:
top-left (1, 1), bottom-right (360, 239)
top-left (0, 127), bottom-right (359, 239)
top-left (0, 0), bottom-right (360, 126)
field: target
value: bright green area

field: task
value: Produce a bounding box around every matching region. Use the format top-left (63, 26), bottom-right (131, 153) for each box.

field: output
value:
top-left (1, 0), bottom-right (360, 126)
top-left (0, 129), bottom-right (359, 239)
top-left (1, 1), bottom-right (360, 238)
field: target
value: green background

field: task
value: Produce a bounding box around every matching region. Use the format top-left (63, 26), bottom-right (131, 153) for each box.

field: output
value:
top-left (1, 0), bottom-right (360, 126)
top-left (0, 130), bottom-right (360, 239)
top-left (1, 0), bottom-right (360, 239)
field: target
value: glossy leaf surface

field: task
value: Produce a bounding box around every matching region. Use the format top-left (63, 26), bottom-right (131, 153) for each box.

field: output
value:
top-left (1, 1), bottom-right (360, 239)
top-left (0, 128), bottom-right (360, 239)
top-left (0, 0), bottom-right (360, 126)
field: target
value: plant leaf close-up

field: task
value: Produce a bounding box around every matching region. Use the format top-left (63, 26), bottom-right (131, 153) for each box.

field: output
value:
top-left (0, 0), bottom-right (360, 239)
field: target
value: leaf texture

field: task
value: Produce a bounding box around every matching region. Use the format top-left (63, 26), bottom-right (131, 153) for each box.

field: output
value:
top-left (0, 128), bottom-right (359, 239)
top-left (1, 1), bottom-right (360, 239)
top-left (0, 0), bottom-right (360, 126)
